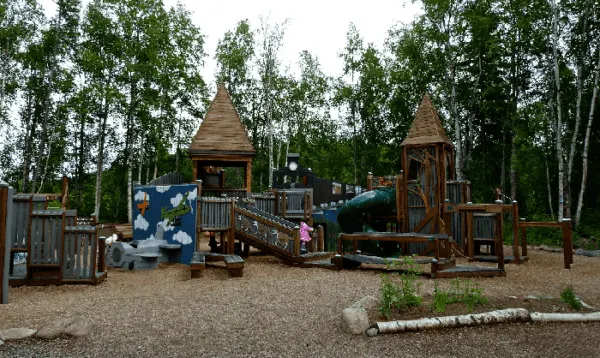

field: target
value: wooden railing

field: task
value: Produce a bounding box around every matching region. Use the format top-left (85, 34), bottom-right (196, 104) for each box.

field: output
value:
top-left (202, 188), bottom-right (248, 199)
top-left (235, 206), bottom-right (301, 256)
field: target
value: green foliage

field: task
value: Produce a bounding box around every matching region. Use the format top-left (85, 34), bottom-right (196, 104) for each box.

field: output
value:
top-left (560, 286), bottom-right (582, 310)
top-left (431, 283), bottom-right (452, 313)
top-left (378, 256), bottom-right (423, 319)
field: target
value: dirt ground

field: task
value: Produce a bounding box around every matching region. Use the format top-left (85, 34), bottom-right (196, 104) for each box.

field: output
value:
top-left (2, 249), bottom-right (600, 358)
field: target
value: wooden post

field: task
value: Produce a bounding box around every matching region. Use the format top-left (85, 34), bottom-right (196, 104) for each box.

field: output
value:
top-left (431, 237), bottom-right (439, 275)
top-left (293, 226), bottom-right (301, 256)
top-left (317, 225), bottom-right (325, 252)
top-left (228, 199), bottom-right (236, 255)
top-left (520, 221), bottom-right (527, 257)
top-left (98, 236), bottom-right (106, 273)
top-left (0, 183), bottom-right (11, 304)
top-left (466, 212), bottom-right (474, 258)
top-left (337, 233), bottom-right (344, 255)
top-left (443, 199), bottom-right (452, 237)
top-left (282, 192), bottom-right (287, 219)
top-left (61, 175), bottom-right (69, 209)
top-left (512, 201), bottom-right (520, 264)
top-left (496, 213), bottom-right (505, 271)
top-left (562, 218), bottom-right (573, 269)
top-left (274, 190), bottom-right (279, 217)
top-left (367, 172), bottom-right (373, 191)
top-left (195, 180), bottom-right (202, 250)
top-left (245, 160), bottom-right (253, 194)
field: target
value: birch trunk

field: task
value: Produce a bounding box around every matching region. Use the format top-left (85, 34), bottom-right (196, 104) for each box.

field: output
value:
top-left (545, 154), bottom-right (555, 220)
top-left (138, 135), bottom-right (144, 184)
top-left (126, 78), bottom-right (138, 224)
top-left (551, 0), bottom-right (564, 221)
top-left (376, 309), bottom-right (531, 334)
top-left (32, 2), bottom-right (64, 193)
top-left (451, 67), bottom-right (462, 180)
top-left (575, 49), bottom-right (600, 225)
top-left (94, 84), bottom-right (110, 218)
top-left (566, 1), bottom-right (590, 220)
top-left (22, 79), bottom-right (35, 193)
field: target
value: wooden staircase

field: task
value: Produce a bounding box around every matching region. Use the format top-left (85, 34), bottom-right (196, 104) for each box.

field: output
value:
top-left (234, 206), bottom-right (333, 265)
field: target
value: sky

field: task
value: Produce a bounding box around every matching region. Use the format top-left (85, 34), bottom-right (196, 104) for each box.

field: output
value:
top-left (38, 0), bottom-right (422, 95)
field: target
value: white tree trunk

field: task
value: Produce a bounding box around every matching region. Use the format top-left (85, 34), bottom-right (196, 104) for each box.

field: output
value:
top-left (95, 85), bottom-right (110, 218)
top-left (551, 0), bottom-right (564, 221)
top-left (545, 154), bottom-right (555, 220)
top-left (374, 309), bottom-right (600, 334)
top-left (376, 309), bottom-right (530, 334)
top-left (575, 48), bottom-right (600, 225)
top-left (138, 135), bottom-right (144, 184)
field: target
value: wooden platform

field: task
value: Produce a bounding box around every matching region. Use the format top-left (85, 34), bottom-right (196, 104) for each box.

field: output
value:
top-left (435, 265), bottom-right (506, 278)
top-left (190, 252), bottom-right (245, 278)
top-left (471, 255), bottom-right (529, 264)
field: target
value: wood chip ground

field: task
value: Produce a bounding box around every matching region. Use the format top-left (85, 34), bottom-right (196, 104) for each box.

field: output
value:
top-left (1, 250), bottom-right (600, 357)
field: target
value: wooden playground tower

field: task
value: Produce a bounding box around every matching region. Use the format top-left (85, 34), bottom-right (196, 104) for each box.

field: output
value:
top-left (188, 84), bottom-right (322, 264)
top-left (339, 94), bottom-right (574, 276)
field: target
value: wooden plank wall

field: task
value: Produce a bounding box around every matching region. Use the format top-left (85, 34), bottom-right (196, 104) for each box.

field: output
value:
top-left (29, 210), bottom-right (64, 265)
top-left (63, 226), bottom-right (97, 280)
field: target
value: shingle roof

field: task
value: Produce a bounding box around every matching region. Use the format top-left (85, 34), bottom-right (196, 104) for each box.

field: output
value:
top-left (188, 84), bottom-right (255, 154)
top-left (400, 94), bottom-right (453, 147)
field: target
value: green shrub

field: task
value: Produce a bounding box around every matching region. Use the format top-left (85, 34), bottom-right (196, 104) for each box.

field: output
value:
top-left (560, 286), bottom-right (582, 310)
top-left (431, 283), bottom-right (452, 313)
top-left (378, 255), bottom-right (423, 319)
top-left (449, 278), bottom-right (488, 312)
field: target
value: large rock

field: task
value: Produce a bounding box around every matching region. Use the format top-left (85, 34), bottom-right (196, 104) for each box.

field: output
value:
top-left (0, 339), bottom-right (4, 345)
top-left (0, 328), bottom-right (37, 341)
top-left (350, 296), bottom-right (380, 310)
top-left (341, 307), bottom-right (370, 335)
top-left (36, 316), bottom-right (93, 340)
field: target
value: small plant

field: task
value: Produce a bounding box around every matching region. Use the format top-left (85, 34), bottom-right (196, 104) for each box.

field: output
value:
top-left (431, 283), bottom-right (452, 313)
top-left (449, 278), bottom-right (488, 312)
top-left (560, 286), bottom-right (582, 310)
top-left (378, 255), bottom-right (423, 319)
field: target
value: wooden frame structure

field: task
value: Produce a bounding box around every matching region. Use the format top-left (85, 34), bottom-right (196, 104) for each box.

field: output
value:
top-left (518, 219), bottom-right (573, 269)
top-left (188, 84), bottom-right (255, 197)
top-left (1, 180), bottom-right (106, 294)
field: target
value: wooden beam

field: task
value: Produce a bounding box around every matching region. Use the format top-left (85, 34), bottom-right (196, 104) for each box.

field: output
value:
top-left (0, 184), bottom-right (9, 304)
top-left (512, 201), bottom-right (520, 264)
top-left (563, 219), bottom-right (573, 269)
top-left (467, 212), bottom-right (474, 258)
top-left (496, 213), bottom-right (505, 271)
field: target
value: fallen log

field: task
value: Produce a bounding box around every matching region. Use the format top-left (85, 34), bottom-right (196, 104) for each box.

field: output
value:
top-left (374, 309), bottom-right (600, 334)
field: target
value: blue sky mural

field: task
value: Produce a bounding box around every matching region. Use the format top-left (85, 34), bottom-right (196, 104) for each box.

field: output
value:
top-left (132, 184), bottom-right (197, 264)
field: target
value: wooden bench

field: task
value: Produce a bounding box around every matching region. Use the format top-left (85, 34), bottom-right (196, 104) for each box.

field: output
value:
top-left (189, 252), bottom-right (245, 278)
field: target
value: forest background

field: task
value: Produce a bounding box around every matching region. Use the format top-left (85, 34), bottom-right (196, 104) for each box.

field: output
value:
top-left (1, 0), bottom-right (599, 245)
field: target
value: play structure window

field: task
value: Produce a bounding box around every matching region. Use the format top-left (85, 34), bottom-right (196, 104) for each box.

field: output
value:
top-left (408, 160), bottom-right (421, 181)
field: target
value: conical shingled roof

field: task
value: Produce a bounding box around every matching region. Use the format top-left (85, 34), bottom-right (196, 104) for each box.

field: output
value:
top-left (400, 94), bottom-right (453, 147)
top-left (188, 84), bottom-right (255, 155)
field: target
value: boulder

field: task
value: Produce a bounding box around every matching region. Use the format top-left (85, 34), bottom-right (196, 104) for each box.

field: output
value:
top-left (0, 328), bottom-right (37, 341)
top-left (341, 307), bottom-right (370, 335)
top-left (350, 296), bottom-right (380, 310)
top-left (36, 316), bottom-right (93, 340)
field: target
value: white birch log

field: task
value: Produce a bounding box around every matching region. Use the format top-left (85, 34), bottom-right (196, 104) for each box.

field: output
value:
top-left (376, 308), bottom-right (531, 334)
top-left (530, 312), bottom-right (600, 323)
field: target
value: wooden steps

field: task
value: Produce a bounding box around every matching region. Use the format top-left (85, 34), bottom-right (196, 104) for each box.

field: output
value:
top-left (471, 255), bottom-right (529, 264)
top-left (190, 252), bottom-right (245, 278)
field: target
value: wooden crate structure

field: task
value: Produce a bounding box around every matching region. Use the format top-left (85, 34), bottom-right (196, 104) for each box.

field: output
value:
top-left (7, 195), bottom-right (106, 287)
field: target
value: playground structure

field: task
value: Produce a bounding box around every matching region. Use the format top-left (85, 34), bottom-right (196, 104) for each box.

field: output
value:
top-left (0, 177), bottom-right (107, 304)
top-left (332, 94), bottom-right (574, 275)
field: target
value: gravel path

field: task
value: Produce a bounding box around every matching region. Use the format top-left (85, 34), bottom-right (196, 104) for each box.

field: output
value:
top-left (2, 250), bottom-right (600, 358)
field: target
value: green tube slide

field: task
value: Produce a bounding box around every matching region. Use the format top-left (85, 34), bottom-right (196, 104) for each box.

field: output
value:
top-left (337, 187), bottom-right (396, 234)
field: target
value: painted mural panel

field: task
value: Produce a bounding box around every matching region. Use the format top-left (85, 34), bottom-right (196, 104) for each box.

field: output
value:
top-left (132, 184), bottom-right (197, 264)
